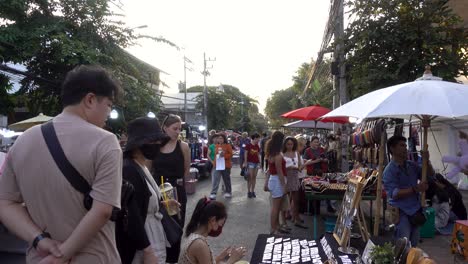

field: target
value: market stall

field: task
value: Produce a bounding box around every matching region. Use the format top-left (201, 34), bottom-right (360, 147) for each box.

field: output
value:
top-left (320, 68), bottom-right (468, 261)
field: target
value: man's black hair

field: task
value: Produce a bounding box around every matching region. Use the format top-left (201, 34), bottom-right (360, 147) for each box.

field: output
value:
top-left (387, 135), bottom-right (406, 155)
top-left (251, 133), bottom-right (260, 140)
top-left (61, 65), bottom-right (121, 107)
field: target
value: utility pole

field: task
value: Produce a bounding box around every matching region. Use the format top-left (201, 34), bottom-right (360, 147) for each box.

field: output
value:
top-left (183, 55), bottom-right (193, 122)
top-left (201, 52), bottom-right (215, 138)
top-left (333, 0), bottom-right (346, 108)
top-left (337, 0), bottom-right (347, 106)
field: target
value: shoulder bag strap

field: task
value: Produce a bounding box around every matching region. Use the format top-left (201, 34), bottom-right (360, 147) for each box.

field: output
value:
top-left (41, 122), bottom-right (91, 195)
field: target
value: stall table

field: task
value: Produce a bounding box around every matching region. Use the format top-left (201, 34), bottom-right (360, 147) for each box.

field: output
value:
top-left (305, 192), bottom-right (385, 239)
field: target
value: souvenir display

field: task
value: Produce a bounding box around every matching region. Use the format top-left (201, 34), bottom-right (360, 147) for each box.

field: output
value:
top-left (333, 177), bottom-right (367, 249)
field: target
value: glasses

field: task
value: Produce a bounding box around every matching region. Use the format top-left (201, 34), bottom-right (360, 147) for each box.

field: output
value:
top-left (162, 114), bottom-right (182, 127)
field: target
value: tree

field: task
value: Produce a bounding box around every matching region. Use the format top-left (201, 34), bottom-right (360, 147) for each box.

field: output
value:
top-left (344, 0), bottom-right (468, 99)
top-left (189, 84), bottom-right (267, 133)
top-left (264, 88), bottom-right (296, 128)
top-left (0, 0), bottom-right (173, 121)
top-left (264, 61), bottom-right (334, 128)
top-left (291, 62), bottom-right (333, 108)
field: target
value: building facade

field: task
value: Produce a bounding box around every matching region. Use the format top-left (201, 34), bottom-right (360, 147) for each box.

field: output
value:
top-left (160, 92), bottom-right (204, 126)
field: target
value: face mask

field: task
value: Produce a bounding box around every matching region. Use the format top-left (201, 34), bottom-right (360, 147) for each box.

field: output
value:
top-left (208, 222), bottom-right (224, 237)
top-left (140, 144), bottom-right (159, 160)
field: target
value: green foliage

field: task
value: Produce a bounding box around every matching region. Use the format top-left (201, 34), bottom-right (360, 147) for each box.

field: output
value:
top-left (265, 88), bottom-right (297, 128)
top-left (265, 61), bottom-right (333, 127)
top-left (0, 0), bottom-right (173, 119)
top-left (191, 84), bottom-right (267, 133)
top-left (369, 242), bottom-right (395, 264)
top-left (344, 0), bottom-right (468, 99)
top-left (0, 73), bottom-right (15, 114)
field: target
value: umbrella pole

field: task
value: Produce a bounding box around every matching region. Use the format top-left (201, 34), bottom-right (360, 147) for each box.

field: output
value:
top-left (373, 131), bottom-right (386, 236)
top-left (420, 116), bottom-right (430, 207)
top-left (314, 121), bottom-right (317, 135)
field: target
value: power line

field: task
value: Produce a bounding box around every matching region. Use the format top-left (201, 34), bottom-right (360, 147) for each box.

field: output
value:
top-left (303, 0), bottom-right (341, 97)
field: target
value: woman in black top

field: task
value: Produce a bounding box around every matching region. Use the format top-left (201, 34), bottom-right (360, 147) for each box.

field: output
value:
top-left (116, 117), bottom-right (179, 263)
top-left (152, 114), bottom-right (191, 263)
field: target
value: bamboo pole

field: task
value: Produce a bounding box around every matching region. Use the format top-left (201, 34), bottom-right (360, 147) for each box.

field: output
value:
top-left (420, 116), bottom-right (430, 207)
top-left (373, 131), bottom-right (386, 236)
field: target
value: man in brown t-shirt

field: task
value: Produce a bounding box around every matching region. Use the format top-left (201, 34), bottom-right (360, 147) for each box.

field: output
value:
top-left (0, 65), bottom-right (123, 263)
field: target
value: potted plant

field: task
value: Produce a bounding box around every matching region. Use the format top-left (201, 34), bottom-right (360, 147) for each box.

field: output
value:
top-left (370, 242), bottom-right (395, 264)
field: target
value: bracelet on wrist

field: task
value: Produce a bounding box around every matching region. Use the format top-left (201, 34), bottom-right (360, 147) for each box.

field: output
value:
top-left (32, 232), bottom-right (51, 249)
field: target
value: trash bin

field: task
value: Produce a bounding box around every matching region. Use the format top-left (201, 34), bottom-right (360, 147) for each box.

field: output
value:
top-left (186, 179), bottom-right (198, 195)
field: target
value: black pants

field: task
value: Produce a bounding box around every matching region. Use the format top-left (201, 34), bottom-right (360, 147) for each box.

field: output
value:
top-left (166, 184), bottom-right (187, 263)
top-left (261, 151), bottom-right (268, 171)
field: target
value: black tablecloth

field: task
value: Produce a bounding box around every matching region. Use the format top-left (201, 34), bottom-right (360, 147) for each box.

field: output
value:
top-left (250, 233), bottom-right (363, 264)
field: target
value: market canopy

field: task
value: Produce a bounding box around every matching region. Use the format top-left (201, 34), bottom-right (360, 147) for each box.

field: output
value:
top-left (8, 113), bottom-right (53, 131)
top-left (282, 120), bottom-right (334, 130)
top-left (281, 104), bottom-right (349, 124)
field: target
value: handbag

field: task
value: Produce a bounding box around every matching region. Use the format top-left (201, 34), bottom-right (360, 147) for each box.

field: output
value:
top-left (159, 204), bottom-right (183, 246)
top-left (138, 166), bottom-right (183, 247)
top-left (41, 122), bottom-right (134, 224)
top-left (409, 208), bottom-right (427, 227)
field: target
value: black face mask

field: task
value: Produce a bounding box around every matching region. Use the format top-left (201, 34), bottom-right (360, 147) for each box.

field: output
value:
top-left (140, 144), bottom-right (160, 160)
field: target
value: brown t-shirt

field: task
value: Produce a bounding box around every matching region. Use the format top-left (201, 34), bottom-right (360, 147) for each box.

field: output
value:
top-left (0, 112), bottom-right (122, 263)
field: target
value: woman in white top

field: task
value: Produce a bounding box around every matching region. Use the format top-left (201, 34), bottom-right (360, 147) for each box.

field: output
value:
top-left (179, 198), bottom-right (246, 264)
top-left (282, 137), bottom-right (306, 229)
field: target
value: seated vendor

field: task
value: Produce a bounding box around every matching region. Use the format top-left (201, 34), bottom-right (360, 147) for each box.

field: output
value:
top-left (426, 173), bottom-right (467, 234)
top-left (383, 135), bottom-right (434, 246)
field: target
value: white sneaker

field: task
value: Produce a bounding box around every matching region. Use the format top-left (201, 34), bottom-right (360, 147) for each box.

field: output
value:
top-left (209, 194), bottom-right (216, 200)
top-left (224, 193), bottom-right (232, 198)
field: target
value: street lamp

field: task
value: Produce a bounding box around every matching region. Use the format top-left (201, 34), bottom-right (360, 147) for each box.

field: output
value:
top-left (147, 111), bottom-right (156, 118)
top-left (239, 100), bottom-right (245, 132)
top-left (110, 109), bottom-right (119, 119)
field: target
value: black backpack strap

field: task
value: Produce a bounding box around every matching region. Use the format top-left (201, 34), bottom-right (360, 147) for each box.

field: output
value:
top-left (41, 121), bottom-right (92, 195)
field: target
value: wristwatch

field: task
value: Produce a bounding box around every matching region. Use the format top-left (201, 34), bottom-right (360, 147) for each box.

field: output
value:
top-left (32, 232), bottom-right (51, 249)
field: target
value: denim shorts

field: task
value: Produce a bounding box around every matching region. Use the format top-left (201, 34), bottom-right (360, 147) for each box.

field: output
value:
top-left (268, 175), bottom-right (284, 198)
top-left (248, 162), bottom-right (259, 169)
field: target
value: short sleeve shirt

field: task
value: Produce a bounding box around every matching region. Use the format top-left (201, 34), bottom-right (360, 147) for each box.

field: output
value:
top-left (245, 143), bottom-right (260, 163)
top-left (382, 160), bottom-right (421, 215)
top-left (0, 112), bottom-right (122, 263)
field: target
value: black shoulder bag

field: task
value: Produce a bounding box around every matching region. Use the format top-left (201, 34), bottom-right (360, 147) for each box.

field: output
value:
top-left (128, 161), bottom-right (183, 246)
top-left (41, 122), bottom-right (134, 226)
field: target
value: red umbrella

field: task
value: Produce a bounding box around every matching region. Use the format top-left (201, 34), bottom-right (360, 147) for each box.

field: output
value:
top-left (281, 105), bottom-right (349, 124)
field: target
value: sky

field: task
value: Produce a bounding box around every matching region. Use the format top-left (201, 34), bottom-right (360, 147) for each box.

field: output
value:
top-left (122, 0), bottom-right (330, 114)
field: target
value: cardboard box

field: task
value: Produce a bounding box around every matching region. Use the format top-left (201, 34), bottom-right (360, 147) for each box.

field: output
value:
top-left (451, 220), bottom-right (468, 260)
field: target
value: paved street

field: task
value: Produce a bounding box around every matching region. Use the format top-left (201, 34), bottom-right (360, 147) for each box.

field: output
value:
top-left (1, 165), bottom-right (467, 263)
top-left (191, 166), bottom-right (324, 262)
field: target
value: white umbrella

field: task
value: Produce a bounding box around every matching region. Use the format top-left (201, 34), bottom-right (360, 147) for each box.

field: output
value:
top-left (321, 79), bottom-right (468, 120)
top-left (8, 113), bottom-right (53, 131)
top-left (282, 120), bottom-right (334, 130)
top-left (322, 67), bottom-right (468, 235)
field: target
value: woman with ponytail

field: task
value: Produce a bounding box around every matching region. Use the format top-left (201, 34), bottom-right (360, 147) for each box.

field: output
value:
top-left (179, 198), bottom-right (247, 264)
